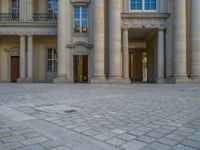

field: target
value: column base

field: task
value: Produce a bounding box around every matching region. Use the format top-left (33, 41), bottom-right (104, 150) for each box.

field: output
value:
top-left (173, 77), bottom-right (192, 84)
top-left (191, 77), bottom-right (200, 83)
top-left (156, 79), bottom-right (166, 84)
top-left (90, 77), bottom-right (107, 84)
top-left (17, 78), bottom-right (33, 83)
top-left (107, 77), bottom-right (131, 84)
top-left (54, 76), bottom-right (70, 83)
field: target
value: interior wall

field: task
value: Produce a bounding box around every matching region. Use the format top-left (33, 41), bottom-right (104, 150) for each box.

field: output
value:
top-left (147, 34), bottom-right (157, 83)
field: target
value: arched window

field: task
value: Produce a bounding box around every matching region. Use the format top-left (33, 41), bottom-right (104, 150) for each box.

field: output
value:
top-left (130, 0), bottom-right (157, 12)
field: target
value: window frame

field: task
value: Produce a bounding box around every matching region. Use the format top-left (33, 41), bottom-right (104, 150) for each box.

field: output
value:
top-left (47, 48), bottom-right (58, 72)
top-left (129, 0), bottom-right (158, 12)
top-left (11, 0), bottom-right (19, 14)
top-left (73, 5), bottom-right (89, 34)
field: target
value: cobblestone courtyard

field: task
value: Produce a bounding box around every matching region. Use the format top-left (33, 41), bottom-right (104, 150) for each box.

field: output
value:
top-left (0, 84), bottom-right (200, 150)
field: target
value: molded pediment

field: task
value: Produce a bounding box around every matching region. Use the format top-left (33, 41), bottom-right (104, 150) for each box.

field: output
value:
top-left (67, 41), bottom-right (93, 49)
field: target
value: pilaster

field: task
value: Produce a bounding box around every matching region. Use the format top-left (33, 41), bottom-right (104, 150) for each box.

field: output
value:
top-left (191, 0), bottom-right (200, 82)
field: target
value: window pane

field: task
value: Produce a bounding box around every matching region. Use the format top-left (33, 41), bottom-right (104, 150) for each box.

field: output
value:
top-left (130, 0), bottom-right (142, 10)
top-left (74, 7), bottom-right (80, 19)
top-left (74, 20), bottom-right (80, 32)
top-left (82, 7), bottom-right (88, 19)
top-left (144, 0), bottom-right (157, 10)
top-left (48, 0), bottom-right (58, 14)
top-left (74, 6), bottom-right (88, 33)
top-left (82, 20), bottom-right (88, 33)
top-left (12, 0), bottom-right (19, 14)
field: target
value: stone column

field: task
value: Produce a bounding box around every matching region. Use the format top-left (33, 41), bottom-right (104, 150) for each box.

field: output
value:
top-left (108, 0), bottom-right (124, 83)
top-left (17, 35), bottom-right (26, 82)
top-left (27, 35), bottom-right (33, 82)
top-left (54, 0), bottom-right (69, 83)
top-left (122, 28), bottom-right (130, 81)
top-left (91, 0), bottom-right (106, 83)
top-left (173, 0), bottom-right (189, 83)
top-left (191, 0), bottom-right (200, 81)
top-left (157, 29), bottom-right (165, 83)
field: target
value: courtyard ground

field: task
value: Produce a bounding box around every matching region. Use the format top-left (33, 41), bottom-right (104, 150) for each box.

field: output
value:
top-left (0, 83), bottom-right (200, 150)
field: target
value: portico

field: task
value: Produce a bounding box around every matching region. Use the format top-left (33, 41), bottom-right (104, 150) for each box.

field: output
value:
top-left (121, 13), bottom-right (168, 83)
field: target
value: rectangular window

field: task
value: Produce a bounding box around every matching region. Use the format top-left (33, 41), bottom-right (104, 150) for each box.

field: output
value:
top-left (130, 0), bottom-right (157, 11)
top-left (74, 6), bottom-right (88, 33)
top-left (47, 49), bottom-right (57, 72)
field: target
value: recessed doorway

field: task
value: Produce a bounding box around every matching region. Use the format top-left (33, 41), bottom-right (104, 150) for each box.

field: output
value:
top-left (11, 56), bottom-right (19, 82)
top-left (74, 55), bottom-right (88, 83)
top-left (129, 50), bottom-right (148, 82)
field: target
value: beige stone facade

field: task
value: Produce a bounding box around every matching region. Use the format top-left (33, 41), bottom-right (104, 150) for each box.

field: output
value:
top-left (0, 0), bottom-right (199, 84)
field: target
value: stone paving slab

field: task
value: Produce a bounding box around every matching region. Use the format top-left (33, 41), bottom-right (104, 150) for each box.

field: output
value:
top-left (0, 83), bottom-right (200, 150)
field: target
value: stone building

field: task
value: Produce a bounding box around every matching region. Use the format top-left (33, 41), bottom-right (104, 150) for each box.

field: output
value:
top-left (0, 0), bottom-right (199, 84)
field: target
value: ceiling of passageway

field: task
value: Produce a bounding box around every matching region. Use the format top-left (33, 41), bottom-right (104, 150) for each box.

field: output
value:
top-left (128, 28), bottom-right (157, 41)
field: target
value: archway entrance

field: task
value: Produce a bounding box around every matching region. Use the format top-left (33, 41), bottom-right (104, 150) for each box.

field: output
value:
top-left (74, 55), bottom-right (88, 83)
top-left (129, 50), bottom-right (148, 82)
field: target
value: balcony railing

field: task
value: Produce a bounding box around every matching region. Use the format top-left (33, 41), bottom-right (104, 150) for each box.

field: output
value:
top-left (33, 13), bottom-right (57, 22)
top-left (0, 13), bottom-right (19, 21)
top-left (0, 13), bottom-right (57, 23)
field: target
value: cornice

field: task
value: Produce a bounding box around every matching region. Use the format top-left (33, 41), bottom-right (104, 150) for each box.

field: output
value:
top-left (70, 0), bottom-right (90, 4)
top-left (121, 13), bottom-right (170, 19)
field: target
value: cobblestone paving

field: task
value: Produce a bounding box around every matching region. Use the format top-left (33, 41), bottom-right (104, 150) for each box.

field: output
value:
top-left (0, 83), bottom-right (200, 150)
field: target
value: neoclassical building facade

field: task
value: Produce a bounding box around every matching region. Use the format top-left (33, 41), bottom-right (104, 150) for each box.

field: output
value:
top-left (0, 0), bottom-right (199, 83)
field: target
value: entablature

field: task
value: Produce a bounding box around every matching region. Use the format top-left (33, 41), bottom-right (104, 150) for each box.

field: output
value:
top-left (121, 13), bottom-right (170, 29)
top-left (0, 24), bottom-right (57, 35)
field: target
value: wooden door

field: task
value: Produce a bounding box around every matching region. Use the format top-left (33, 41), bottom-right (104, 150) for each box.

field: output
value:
top-left (74, 55), bottom-right (88, 83)
top-left (11, 56), bottom-right (19, 82)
